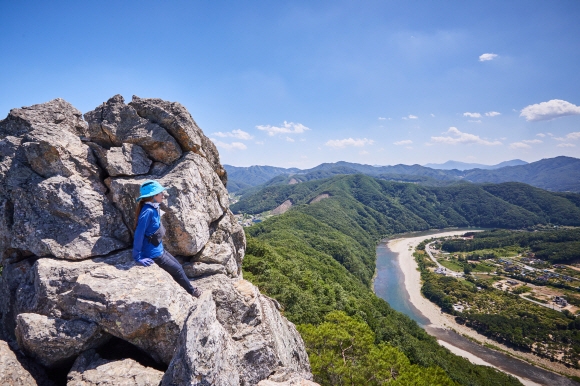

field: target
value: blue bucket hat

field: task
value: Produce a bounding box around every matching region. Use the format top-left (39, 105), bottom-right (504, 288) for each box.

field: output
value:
top-left (136, 180), bottom-right (167, 202)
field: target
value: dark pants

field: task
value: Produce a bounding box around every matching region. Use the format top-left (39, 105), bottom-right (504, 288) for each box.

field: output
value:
top-left (154, 250), bottom-right (196, 295)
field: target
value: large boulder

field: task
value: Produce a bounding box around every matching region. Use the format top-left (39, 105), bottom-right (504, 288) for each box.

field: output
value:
top-left (15, 313), bottom-right (110, 367)
top-left (67, 349), bottom-right (163, 386)
top-left (0, 100), bottom-right (131, 262)
top-left (89, 143), bottom-right (152, 177)
top-left (0, 340), bottom-right (39, 386)
top-left (84, 95), bottom-right (182, 164)
top-left (193, 275), bottom-right (312, 385)
top-left (13, 251), bottom-right (195, 364)
top-left (129, 95), bottom-right (226, 184)
top-left (161, 292), bottom-right (240, 386)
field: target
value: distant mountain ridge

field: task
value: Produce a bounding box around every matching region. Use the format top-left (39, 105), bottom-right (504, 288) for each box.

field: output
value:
top-left (225, 156), bottom-right (580, 193)
top-left (423, 159), bottom-right (528, 170)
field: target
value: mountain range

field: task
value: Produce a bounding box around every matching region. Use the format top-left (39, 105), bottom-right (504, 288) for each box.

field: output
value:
top-left (225, 156), bottom-right (580, 194)
top-left (423, 159), bottom-right (528, 170)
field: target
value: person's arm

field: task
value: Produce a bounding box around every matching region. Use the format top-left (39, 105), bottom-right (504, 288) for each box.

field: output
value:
top-left (133, 208), bottom-right (153, 263)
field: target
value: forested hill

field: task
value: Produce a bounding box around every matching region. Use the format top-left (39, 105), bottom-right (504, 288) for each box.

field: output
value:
top-left (241, 176), bottom-right (523, 384)
top-left (226, 156), bottom-right (580, 193)
top-left (232, 175), bottom-right (580, 236)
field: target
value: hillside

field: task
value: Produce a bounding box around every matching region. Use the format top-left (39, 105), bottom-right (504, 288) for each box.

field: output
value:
top-left (232, 175), bottom-right (580, 234)
top-left (226, 156), bottom-right (580, 194)
top-left (242, 196), bottom-right (521, 385)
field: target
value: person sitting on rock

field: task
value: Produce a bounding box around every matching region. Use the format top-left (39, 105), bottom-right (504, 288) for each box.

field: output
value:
top-left (133, 180), bottom-right (202, 298)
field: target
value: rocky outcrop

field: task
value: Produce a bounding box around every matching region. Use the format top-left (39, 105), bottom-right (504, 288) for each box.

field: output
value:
top-left (0, 96), bottom-right (313, 385)
top-left (0, 340), bottom-right (39, 386)
top-left (67, 350), bottom-right (163, 386)
top-left (15, 313), bottom-right (109, 367)
top-left (161, 292), bottom-right (240, 386)
top-left (89, 143), bottom-right (152, 177)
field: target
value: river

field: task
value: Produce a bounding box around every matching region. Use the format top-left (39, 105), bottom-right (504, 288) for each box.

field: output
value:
top-left (373, 229), bottom-right (579, 386)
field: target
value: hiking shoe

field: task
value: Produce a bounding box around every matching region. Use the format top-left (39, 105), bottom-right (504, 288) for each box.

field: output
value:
top-left (191, 288), bottom-right (202, 298)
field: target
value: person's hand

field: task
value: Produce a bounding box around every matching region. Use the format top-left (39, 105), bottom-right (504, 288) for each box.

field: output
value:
top-left (138, 258), bottom-right (155, 267)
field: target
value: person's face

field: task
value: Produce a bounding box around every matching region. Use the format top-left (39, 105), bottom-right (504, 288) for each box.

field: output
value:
top-left (152, 191), bottom-right (167, 203)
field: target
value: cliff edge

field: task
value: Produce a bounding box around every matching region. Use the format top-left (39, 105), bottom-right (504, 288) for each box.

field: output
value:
top-left (0, 95), bottom-right (314, 386)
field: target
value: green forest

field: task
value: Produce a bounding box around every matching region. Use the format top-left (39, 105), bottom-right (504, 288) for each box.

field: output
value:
top-left (239, 175), bottom-right (580, 384)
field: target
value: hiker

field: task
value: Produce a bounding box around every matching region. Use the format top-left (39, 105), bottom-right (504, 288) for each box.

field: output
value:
top-left (133, 180), bottom-right (202, 298)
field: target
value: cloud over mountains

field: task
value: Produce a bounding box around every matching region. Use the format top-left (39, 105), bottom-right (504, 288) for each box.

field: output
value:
top-left (520, 99), bottom-right (580, 121)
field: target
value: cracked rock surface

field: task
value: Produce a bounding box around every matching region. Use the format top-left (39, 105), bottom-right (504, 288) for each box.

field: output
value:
top-left (0, 96), bottom-right (314, 385)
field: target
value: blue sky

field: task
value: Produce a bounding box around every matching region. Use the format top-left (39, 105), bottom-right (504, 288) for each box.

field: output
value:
top-left (1, 1), bottom-right (579, 168)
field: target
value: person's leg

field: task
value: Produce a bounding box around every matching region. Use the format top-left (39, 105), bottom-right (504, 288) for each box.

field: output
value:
top-left (154, 250), bottom-right (199, 296)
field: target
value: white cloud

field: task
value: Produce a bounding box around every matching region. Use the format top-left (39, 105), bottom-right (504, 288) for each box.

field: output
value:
top-left (510, 142), bottom-right (531, 149)
top-left (394, 140), bottom-right (413, 146)
top-left (479, 53), bottom-right (498, 61)
top-left (468, 120), bottom-right (482, 123)
top-left (536, 133), bottom-right (546, 137)
top-left (463, 112), bottom-right (481, 118)
top-left (431, 127), bottom-right (502, 146)
top-left (378, 117), bottom-right (386, 120)
top-left (566, 131), bottom-right (580, 140)
top-left (359, 150), bottom-right (369, 155)
top-left (522, 139), bottom-right (542, 144)
top-left (255, 141), bottom-right (264, 145)
top-left (213, 129), bottom-right (253, 140)
top-left (285, 137), bottom-right (295, 142)
top-left (212, 140), bottom-right (247, 150)
top-left (430, 114), bottom-right (435, 117)
top-left (256, 121), bottom-right (310, 136)
top-left (325, 138), bottom-right (374, 149)
top-left (485, 111), bottom-right (501, 117)
top-left (408, 114), bottom-right (418, 119)
top-left (520, 99), bottom-right (580, 121)
top-left (558, 143), bottom-right (576, 148)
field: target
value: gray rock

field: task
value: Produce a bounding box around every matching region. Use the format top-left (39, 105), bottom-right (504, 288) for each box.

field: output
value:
top-left (129, 95), bottom-right (227, 184)
top-left (0, 95), bottom-right (313, 385)
top-left (257, 369), bottom-right (320, 386)
top-left (67, 349), bottom-right (163, 386)
top-left (0, 339), bottom-right (39, 386)
top-left (183, 261), bottom-right (227, 278)
top-left (84, 95), bottom-right (182, 164)
top-left (0, 101), bottom-right (130, 262)
top-left (193, 275), bottom-right (312, 385)
top-left (9, 174), bottom-right (130, 260)
top-left (0, 98), bottom-right (88, 138)
top-left (107, 152), bottom-right (230, 258)
top-left (16, 251), bottom-right (195, 364)
top-left (90, 143), bottom-right (151, 177)
top-left (15, 313), bottom-right (110, 367)
top-left (161, 291), bottom-right (240, 386)
top-left (194, 211), bottom-right (245, 278)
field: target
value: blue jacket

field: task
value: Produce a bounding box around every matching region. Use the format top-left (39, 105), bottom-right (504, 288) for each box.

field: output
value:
top-left (132, 204), bottom-right (164, 262)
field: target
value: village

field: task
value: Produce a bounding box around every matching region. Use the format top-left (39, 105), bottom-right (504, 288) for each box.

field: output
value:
top-left (425, 236), bottom-right (580, 315)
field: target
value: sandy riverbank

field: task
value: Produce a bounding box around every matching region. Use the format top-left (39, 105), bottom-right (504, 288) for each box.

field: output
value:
top-left (389, 231), bottom-right (580, 384)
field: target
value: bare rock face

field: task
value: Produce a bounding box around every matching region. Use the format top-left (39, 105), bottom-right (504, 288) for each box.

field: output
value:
top-left (84, 95), bottom-right (182, 164)
top-left (0, 95), bottom-right (311, 386)
top-left (15, 251), bottom-right (195, 365)
top-left (89, 143), bottom-right (151, 177)
top-left (67, 350), bottom-right (163, 386)
top-left (0, 340), bottom-right (39, 386)
top-left (129, 95), bottom-right (227, 184)
top-left (0, 100), bottom-right (131, 261)
top-left (161, 292), bottom-right (240, 386)
top-left (15, 313), bottom-right (110, 368)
